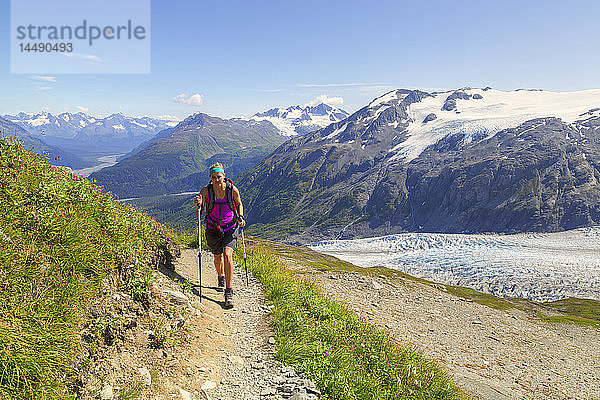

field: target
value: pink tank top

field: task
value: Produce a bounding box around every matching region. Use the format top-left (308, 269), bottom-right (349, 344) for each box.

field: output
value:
top-left (206, 185), bottom-right (235, 231)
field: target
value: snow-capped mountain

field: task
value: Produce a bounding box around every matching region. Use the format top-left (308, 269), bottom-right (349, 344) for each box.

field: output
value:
top-left (0, 116), bottom-right (90, 169)
top-left (237, 87), bottom-right (600, 243)
top-left (3, 111), bottom-right (182, 157)
top-left (5, 111), bottom-right (98, 138)
top-left (4, 111), bottom-right (180, 139)
top-left (251, 103), bottom-right (349, 136)
top-left (363, 87), bottom-right (600, 163)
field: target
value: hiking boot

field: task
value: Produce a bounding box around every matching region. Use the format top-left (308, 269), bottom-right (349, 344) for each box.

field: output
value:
top-left (224, 288), bottom-right (234, 309)
top-left (217, 276), bottom-right (225, 292)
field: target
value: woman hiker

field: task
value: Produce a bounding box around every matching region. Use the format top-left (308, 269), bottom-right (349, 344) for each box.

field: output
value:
top-left (194, 163), bottom-right (246, 308)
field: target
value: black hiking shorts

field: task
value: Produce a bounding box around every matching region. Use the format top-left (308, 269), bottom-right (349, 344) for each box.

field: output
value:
top-left (205, 225), bottom-right (238, 255)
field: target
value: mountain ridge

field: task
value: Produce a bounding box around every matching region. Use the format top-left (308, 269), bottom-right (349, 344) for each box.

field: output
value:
top-left (3, 111), bottom-right (180, 158)
top-left (0, 116), bottom-right (90, 169)
top-left (237, 87), bottom-right (600, 243)
top-left (91, 112), bottom-right (288, 198)
top-left (251, 102), bottom-right (349, 136)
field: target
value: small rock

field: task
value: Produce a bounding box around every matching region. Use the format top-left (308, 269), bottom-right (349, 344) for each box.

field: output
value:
top-left (179, 388), bottom-right (193, 400)
top-left (280, 366), bottom-right (288, 373)
top-left (198, 388), bottom-right (212, 400)
top-left (252, 362), bottom-right (265, 369)
top-left (372, 280), bottom-right (384, 290)
top-left (173, 316), bottom-right (185, 329)
top-left (227, 355), bottom-right (244, 365)
top-left (306, 385), bottom-right (321, 396)
top-left (301, 379), bottom-right (316, 389)
top-left (138, 367), bottom-right (151, 386)
top-left (278, 383), bottom-right (295, 393)
top-left (201, 380), bottom-right (217, 390)
top-left (268, 336), bottom-right (276, 345)
top-left (473, 320), bottom-right (482, 325)
top-left (289, 392), bottom-right (309, 399)
top-left (260, 388), bottom-right (276, 396)
top-left (100, 384), bottom-right (113, 400)
top-left (165, 290), bottom-right (190, 307)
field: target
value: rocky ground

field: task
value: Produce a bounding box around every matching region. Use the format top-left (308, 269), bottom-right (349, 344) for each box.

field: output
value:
top-left (78, 245), bottom-right (599, 400)
top-left (306, 270), bottom-right (600, 400)
top-left (75, 247), bottom-right (320, 400)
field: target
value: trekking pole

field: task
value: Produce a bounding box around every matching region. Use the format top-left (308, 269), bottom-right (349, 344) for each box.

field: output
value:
top-left (198, 206), bottom-right (203, 301)
top-left (241, 228), bottom-right (248, 286)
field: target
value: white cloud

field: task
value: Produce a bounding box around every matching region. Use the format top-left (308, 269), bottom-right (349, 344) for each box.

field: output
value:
top-left (76, 106), bottom-right (89, 113)
top-left (304, 94), bottom-right (344, 108)
top-left (257, 88), bottom-right (285, 93)
top-left (35, 86), bottom-right (54, 91)
top-left (173, 93), bottom-right (204, 106)
top-left (31, 75), bottom-right (56, 82)
top-left (62, 53), bottom-right (105, 63)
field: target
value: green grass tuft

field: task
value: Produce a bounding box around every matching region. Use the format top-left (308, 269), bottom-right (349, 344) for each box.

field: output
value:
top-left (235, 245), bottom-right (465, 400)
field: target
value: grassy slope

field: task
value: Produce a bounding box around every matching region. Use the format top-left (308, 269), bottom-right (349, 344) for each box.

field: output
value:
top-left (234, 240), bottom-right (466, 400)
top-left (0, 138), bottom-right (174, 399)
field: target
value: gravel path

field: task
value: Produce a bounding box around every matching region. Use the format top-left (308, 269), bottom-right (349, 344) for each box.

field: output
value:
top-left (172, 247), bottom-right (599, 400)
top-left (172, 249), bottom-right (320, 400)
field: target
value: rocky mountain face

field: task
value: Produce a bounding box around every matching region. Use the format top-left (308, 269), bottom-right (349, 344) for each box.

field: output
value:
top-left (91, 113), bottom-right (288, 198)
top-left (252, 103), bottom-right (349, 136)
top-left (237, 88), bottom-right (600, 243)
top-left (0, 116), bottom-right (90, 169)
top-left (3, 112), bottom-right (178, 157)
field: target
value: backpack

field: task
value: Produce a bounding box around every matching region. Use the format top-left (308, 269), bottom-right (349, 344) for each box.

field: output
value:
top-left (203, 178), bottom-right (240, 232)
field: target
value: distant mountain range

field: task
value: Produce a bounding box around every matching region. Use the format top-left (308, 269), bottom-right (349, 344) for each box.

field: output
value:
top-left (251, 103), bottom-right (349, 136)
top-left (90, 112), bottom-right (288, 198)
top-left (3, 112), bottom-right (179, 157)
top-left (0, 116), bottom-right (90, 169)
top-left (237, 88), bottom-right (600, 243)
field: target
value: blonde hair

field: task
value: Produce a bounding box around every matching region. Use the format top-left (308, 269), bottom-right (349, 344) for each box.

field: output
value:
top-left (209, 162), bottom-right (224, 170)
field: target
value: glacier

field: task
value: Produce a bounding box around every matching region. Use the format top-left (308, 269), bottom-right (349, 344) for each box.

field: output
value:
top-left (309, 226), bottom-right (600, 302)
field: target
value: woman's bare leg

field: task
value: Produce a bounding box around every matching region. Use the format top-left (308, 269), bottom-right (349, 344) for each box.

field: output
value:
top-left (223, 246), bottom-right (234, 288)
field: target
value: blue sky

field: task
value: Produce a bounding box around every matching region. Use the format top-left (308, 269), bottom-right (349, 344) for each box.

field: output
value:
top-left (1, 0), bottom-right (599, 120)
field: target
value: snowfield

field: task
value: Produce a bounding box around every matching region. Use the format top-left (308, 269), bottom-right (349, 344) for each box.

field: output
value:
top-left (309, 226), bottom-right (600, 302)
top-left (384, 88), bottom-right (600, 162)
